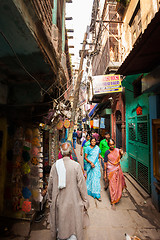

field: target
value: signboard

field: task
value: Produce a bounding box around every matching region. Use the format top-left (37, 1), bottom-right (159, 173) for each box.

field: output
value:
top-left (100, 118), bottom-right (105, 129)
top-left (92, 75), bottom-right (122, 95)
top-left (78, 84), bottom-right (86, 107)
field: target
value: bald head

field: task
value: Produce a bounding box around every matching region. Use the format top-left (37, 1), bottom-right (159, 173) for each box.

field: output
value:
top-left (60, 142), bottom-right (71, 157)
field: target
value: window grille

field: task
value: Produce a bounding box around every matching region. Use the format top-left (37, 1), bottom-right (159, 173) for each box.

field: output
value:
top-left (138, 162), bottom-right (149, 192)
top-left (129, 156), bottom-right (136, 178)
top-left (137, 122), bottom-right (148, 145)
top-left (128, 123), bottom-right (136, 141)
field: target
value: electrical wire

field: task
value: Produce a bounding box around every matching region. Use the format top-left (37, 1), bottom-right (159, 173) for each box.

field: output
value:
top-left (0, 31), bottom-right (54, 100)
top-left (0, 31), bottom-right (74, 110)
top-left (42, 76), bottom-right (69, 96)
top-left (55, 83), bottom-right (73, 101)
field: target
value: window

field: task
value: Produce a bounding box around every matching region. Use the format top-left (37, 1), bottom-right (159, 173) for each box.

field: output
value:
top-left (129, 1), bottom-right (142, 45)
top-left (152, 119), bottom-right (160, 181)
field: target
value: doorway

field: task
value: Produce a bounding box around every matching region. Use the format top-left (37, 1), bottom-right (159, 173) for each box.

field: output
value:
top-left (116, 110), bottom-right (122, 149)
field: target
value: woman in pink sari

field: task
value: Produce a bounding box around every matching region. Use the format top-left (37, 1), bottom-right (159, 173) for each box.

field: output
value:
top-left (104, 139), bottom-right (126, 210)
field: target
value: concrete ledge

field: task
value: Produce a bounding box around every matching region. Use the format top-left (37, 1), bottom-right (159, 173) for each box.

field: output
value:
top-left (124, 173), bottom-right (150, 200)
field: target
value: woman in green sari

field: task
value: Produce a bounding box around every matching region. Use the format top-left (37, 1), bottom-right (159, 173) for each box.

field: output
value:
top-left (80, 134), bottom-right (90, 171)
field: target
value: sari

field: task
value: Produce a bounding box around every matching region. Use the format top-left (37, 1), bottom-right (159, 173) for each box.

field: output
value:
top-left (83, 140), bottom-right (90, 171)
top-left (106, 148), bottom-right (126, 204)
top-left (85, 145), bottom-right (101, 199)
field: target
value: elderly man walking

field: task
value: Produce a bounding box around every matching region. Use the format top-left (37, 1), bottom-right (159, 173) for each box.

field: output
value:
top-left (48, 142), bottom-right (89, 240)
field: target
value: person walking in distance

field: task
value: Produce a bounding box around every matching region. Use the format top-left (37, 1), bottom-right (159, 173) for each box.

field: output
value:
top-left (48, 142), bottom-right (89, 240)
top-left (99, 132), bottom-right (111, 166)
top-left (92, 130), bottom-right (100, 145)
top-left (99, 132), bottom-right (111, 190)
top-left (80, 134), bottom-right (91, 172)
top-left (72, 129), bottom-right (78, 149)
top-left (104, 139), bottom-right (126, 210)
top-left (77, 129), bottom-right (82, 144)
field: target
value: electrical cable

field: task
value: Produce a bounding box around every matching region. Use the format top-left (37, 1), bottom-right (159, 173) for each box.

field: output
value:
top-left (3, 83), bottom-right (73, 108)
top-left (0, 31), bottom-right (54, 100)
top-left (0, 31), bottom-right (74, 110)
top-left (55, 83), bottom-right (73, 101)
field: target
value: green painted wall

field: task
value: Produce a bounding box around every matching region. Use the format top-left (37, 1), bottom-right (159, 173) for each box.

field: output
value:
top-left (122, 74), bottom-right (150, 172)
top-left (120, 153), bottom-right (128, 172)
top-left (52, 0), bottom-right (58, 25)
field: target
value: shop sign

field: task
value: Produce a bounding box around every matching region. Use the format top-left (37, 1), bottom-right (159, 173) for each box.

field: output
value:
top-left (64, 119), bottom-right (70, 128)
top-left (78, 84), bottom-right (87, 107)
top-left (93, 119), bottom-right (99, 129)
top-left (100, 118), bottom-right (105, 129)
top-left (56, 120), bottom-right (64, 130)
top-left (92, 74), bottom-right (122, 95)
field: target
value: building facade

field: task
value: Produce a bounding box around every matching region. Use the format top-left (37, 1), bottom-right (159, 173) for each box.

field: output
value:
top-left (85, 0), bottom-right (126, 157)
top-left (0, 0), bottom-right (72, 219)
top-left (117, 0), bottom-right (160, 210)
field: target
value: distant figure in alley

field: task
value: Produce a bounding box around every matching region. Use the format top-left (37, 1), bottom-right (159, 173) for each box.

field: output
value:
top-left (80, 133), bottom-right (91, 171)
top-left (72, 129), bottom-right (78, 149)
top-left (48, 142), bottom-right (89, 240)
top-left (99, 132), bottom-right (111, 190)
top-left (104, 139), bottom-right (126, 210)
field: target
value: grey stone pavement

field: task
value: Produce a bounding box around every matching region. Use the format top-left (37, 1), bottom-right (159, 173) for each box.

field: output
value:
top-left (1, 143), bottom-right (160, 240)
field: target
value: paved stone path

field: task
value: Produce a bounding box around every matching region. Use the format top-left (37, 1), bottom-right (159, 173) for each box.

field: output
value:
top-left (75, 143), bottom-right (160, 240)
top-left (6, 143), bottom-right (159, 240)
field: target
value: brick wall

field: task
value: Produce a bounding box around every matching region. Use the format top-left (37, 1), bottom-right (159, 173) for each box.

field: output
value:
top-left (31, 0), bottom-right (53, 36)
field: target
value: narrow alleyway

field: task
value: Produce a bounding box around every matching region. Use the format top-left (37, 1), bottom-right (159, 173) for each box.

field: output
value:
top-left (2, 144), bottom-right (159, 240)
top-left (1, 1), bottom-right (160, 240)
top-left (27, 143), bottom-right (160, 240)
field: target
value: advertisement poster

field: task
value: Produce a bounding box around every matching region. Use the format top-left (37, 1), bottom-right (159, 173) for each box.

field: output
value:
top-left (78, 84), bottom-right (87, 107)
top-left (92, 75), bottom-right (122, 95)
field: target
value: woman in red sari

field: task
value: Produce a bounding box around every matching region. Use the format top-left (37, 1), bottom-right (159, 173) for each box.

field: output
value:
top-left (104, 139), bottom-right (126, 210)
